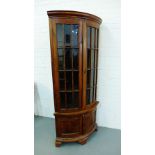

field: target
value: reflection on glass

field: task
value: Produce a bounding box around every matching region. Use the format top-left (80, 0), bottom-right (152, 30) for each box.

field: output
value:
top-left (60, 92), bottom-right (65, 108)
top-left (64, 24), bottom-right (71, 46)
top-left (56, 24), bottom-right (63, 47)
top-left (72, 25), bottom-right (79, 47)
top-left (91, 50), bottom-right (94, 69)
top-left (90, 88), bottom-right (93, 102)
top-left (65, 48), bottom-right (72, 69)
top-left (58, 49), bottom-right (64, 70)
top-left (91, 28), bottom-right (95, 48)
top-left (96, 29), bottom-right (99, 48)
top-left (58, 48), bottom-right (63, 56)
top-left (87, 27), bottom-right (91, 48)
top-left (95, 29), bottom-right (98, 48)
top-left (74, 71), bottom-right (79, 89)
top-left (94, 51), bottom-right (97, 86)
top-left (91, 69), bottom-right (94, 87)
top-left (94, 69), bottom-right (97, 86)
top-left (66, 71), bottom-right (72, 90)
top-left (94, 50), bottom-right (97, 68)
top-left (57, 24), bottom-right (81, 109)
top-left (94, 86), bottom-right (97, 101)
top-left (58, 57), bottom-right (64, 70)
top-left (73, 48), bottom-right (78, 69)
top-left (94, 50), bottom-right (98, 85)
top-left (87, 49), bottom-right (91, 69)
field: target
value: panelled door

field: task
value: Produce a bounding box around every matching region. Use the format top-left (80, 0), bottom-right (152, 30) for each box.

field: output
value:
top-left (50, 18), bottom-right (83, 112)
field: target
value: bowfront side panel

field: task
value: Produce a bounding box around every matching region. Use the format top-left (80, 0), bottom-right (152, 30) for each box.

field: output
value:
top-left (82, 20), bottom-right (100, 110)
top-left (84, 20), bottom-right (99, 107)
top-left (48, 11), bottom-right (102, 147)
top-left (83, 110), bottom-right (96, 134)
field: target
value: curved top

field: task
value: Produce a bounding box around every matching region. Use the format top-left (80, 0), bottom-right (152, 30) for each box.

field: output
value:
top-left (47, 10), bottom-right (102, 24)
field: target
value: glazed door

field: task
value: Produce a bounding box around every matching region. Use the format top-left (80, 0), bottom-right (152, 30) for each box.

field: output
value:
top-left (83, 20), bottom-right (99, 107)
top-left (50, 18), bottom-right (82, 111)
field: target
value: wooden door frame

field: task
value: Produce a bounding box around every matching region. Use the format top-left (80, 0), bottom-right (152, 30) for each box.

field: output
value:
top-left (49, 17), bottom-right (83, 112)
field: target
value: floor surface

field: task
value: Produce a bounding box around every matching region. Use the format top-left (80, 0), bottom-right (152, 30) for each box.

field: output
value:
top-left (34, 116), bottom-right (121, 155)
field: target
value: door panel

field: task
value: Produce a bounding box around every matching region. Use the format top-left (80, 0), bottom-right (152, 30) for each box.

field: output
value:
top-left (53, 18), bottom-right (82, 111)
top-left (56, 116), bottom-right (82, 138)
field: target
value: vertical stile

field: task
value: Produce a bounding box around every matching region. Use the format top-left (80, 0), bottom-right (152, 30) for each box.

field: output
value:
top-left (82, 19), bottom-right (87, 108)
top-left (63, 24), bottom-right (67, 108)
top-left (95, 29), bottom-right (99, 100)
top-left (71, 25), bottom-right (74, 107)
top-left (93, 28), bottom-right (97, 101)
top-left (79, 21), bottom-right (83, 109)
top-left (89, 27), bottom-right (92, 104)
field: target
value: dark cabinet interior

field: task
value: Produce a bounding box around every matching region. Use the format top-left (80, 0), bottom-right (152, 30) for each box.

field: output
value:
top-left (47, 10), bottom-right (102, 147)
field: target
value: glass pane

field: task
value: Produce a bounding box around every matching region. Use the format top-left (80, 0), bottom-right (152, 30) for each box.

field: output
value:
top-left (94, 69), bottom-right (97, 86)
top-left (59, 71), bottom-right (65, 90)
top-left (58, 48), bottom-right (63, 56)
top-left (95, 29), bottom-right (98, 48)
top-left (58, 49), bottom-right (64, 70)
top-left (94, 50), bottom-right (97, 68)
top-left (60, 92), bottom-right (65, 108)
top-left (59, 80), bottom-right (65, 90)
top-left (87, 27), bottom-right (91, 48)
top-left (87, 49), bottom-right (91, 69)
top-left (94, 51), bottom-right (97, 85)
top-left (58, 56), bottom-right (64, 70)
top-left (56, 24), bottom-right (63, 47)
top-left (66, 92), bottom-right (73, 108)
top-left (94, 50), bottom-right (98, 85)
top-left (96, 69), bottom-right (98, 85)
top-left (91, 28), bottom-right (95, 48)
top-left (86, 89), bottom-right (90, 105)
top-left (94, 86), bottom-right (97, 100)
top-left (73, 71), bottom-right (79, 89)
top-left (64, 24), bottom-right (71, 46)
top-left (91, 49), bottom-right (95, 69)
top-left (66, 71), bottom-right (72, 90)
top-left (97, 29), bottom-right (99, 48)
top-left (90, 88), bottom-right (93, 103)
top-left (87, 70), bottom-right (90, 88)
top-left (72, 25), bottom-right (79, 47)
top-left (90, 69), bottom-right (94, 87)
top-left (65, 48), bottom-right (72, 69)
top-left (73, 48), bottom-right (78, 69)
top-left (59, 71), bottom-right (64, 80)
top-left (73, 92), bottom-right (79, 107)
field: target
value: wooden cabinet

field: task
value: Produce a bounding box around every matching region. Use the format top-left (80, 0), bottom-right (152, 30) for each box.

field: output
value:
top-left (47, 10), bottom-right (102, 147)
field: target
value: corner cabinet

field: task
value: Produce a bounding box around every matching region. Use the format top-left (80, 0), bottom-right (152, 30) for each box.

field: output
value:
top-left (47, 10), bottom-right (102, 147)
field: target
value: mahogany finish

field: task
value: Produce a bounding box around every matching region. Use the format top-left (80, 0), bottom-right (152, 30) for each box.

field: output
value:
top-left (47, 10), bottom-right (102, 147)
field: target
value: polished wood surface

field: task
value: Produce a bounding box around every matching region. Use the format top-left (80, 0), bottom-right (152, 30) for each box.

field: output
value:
top-left (47, 10), bottom-right (102, 147)
top-left (47, 10), bottom-right (102, 24)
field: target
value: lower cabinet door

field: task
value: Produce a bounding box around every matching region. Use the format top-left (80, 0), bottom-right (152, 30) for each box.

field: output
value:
top-left (56, 115), bottom-right (82, 138)
top-left (83, 110), bottom-right (96, 134)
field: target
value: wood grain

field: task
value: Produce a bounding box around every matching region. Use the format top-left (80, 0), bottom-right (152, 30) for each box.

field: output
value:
top-left (48, 10), bottom-right (102, 147)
